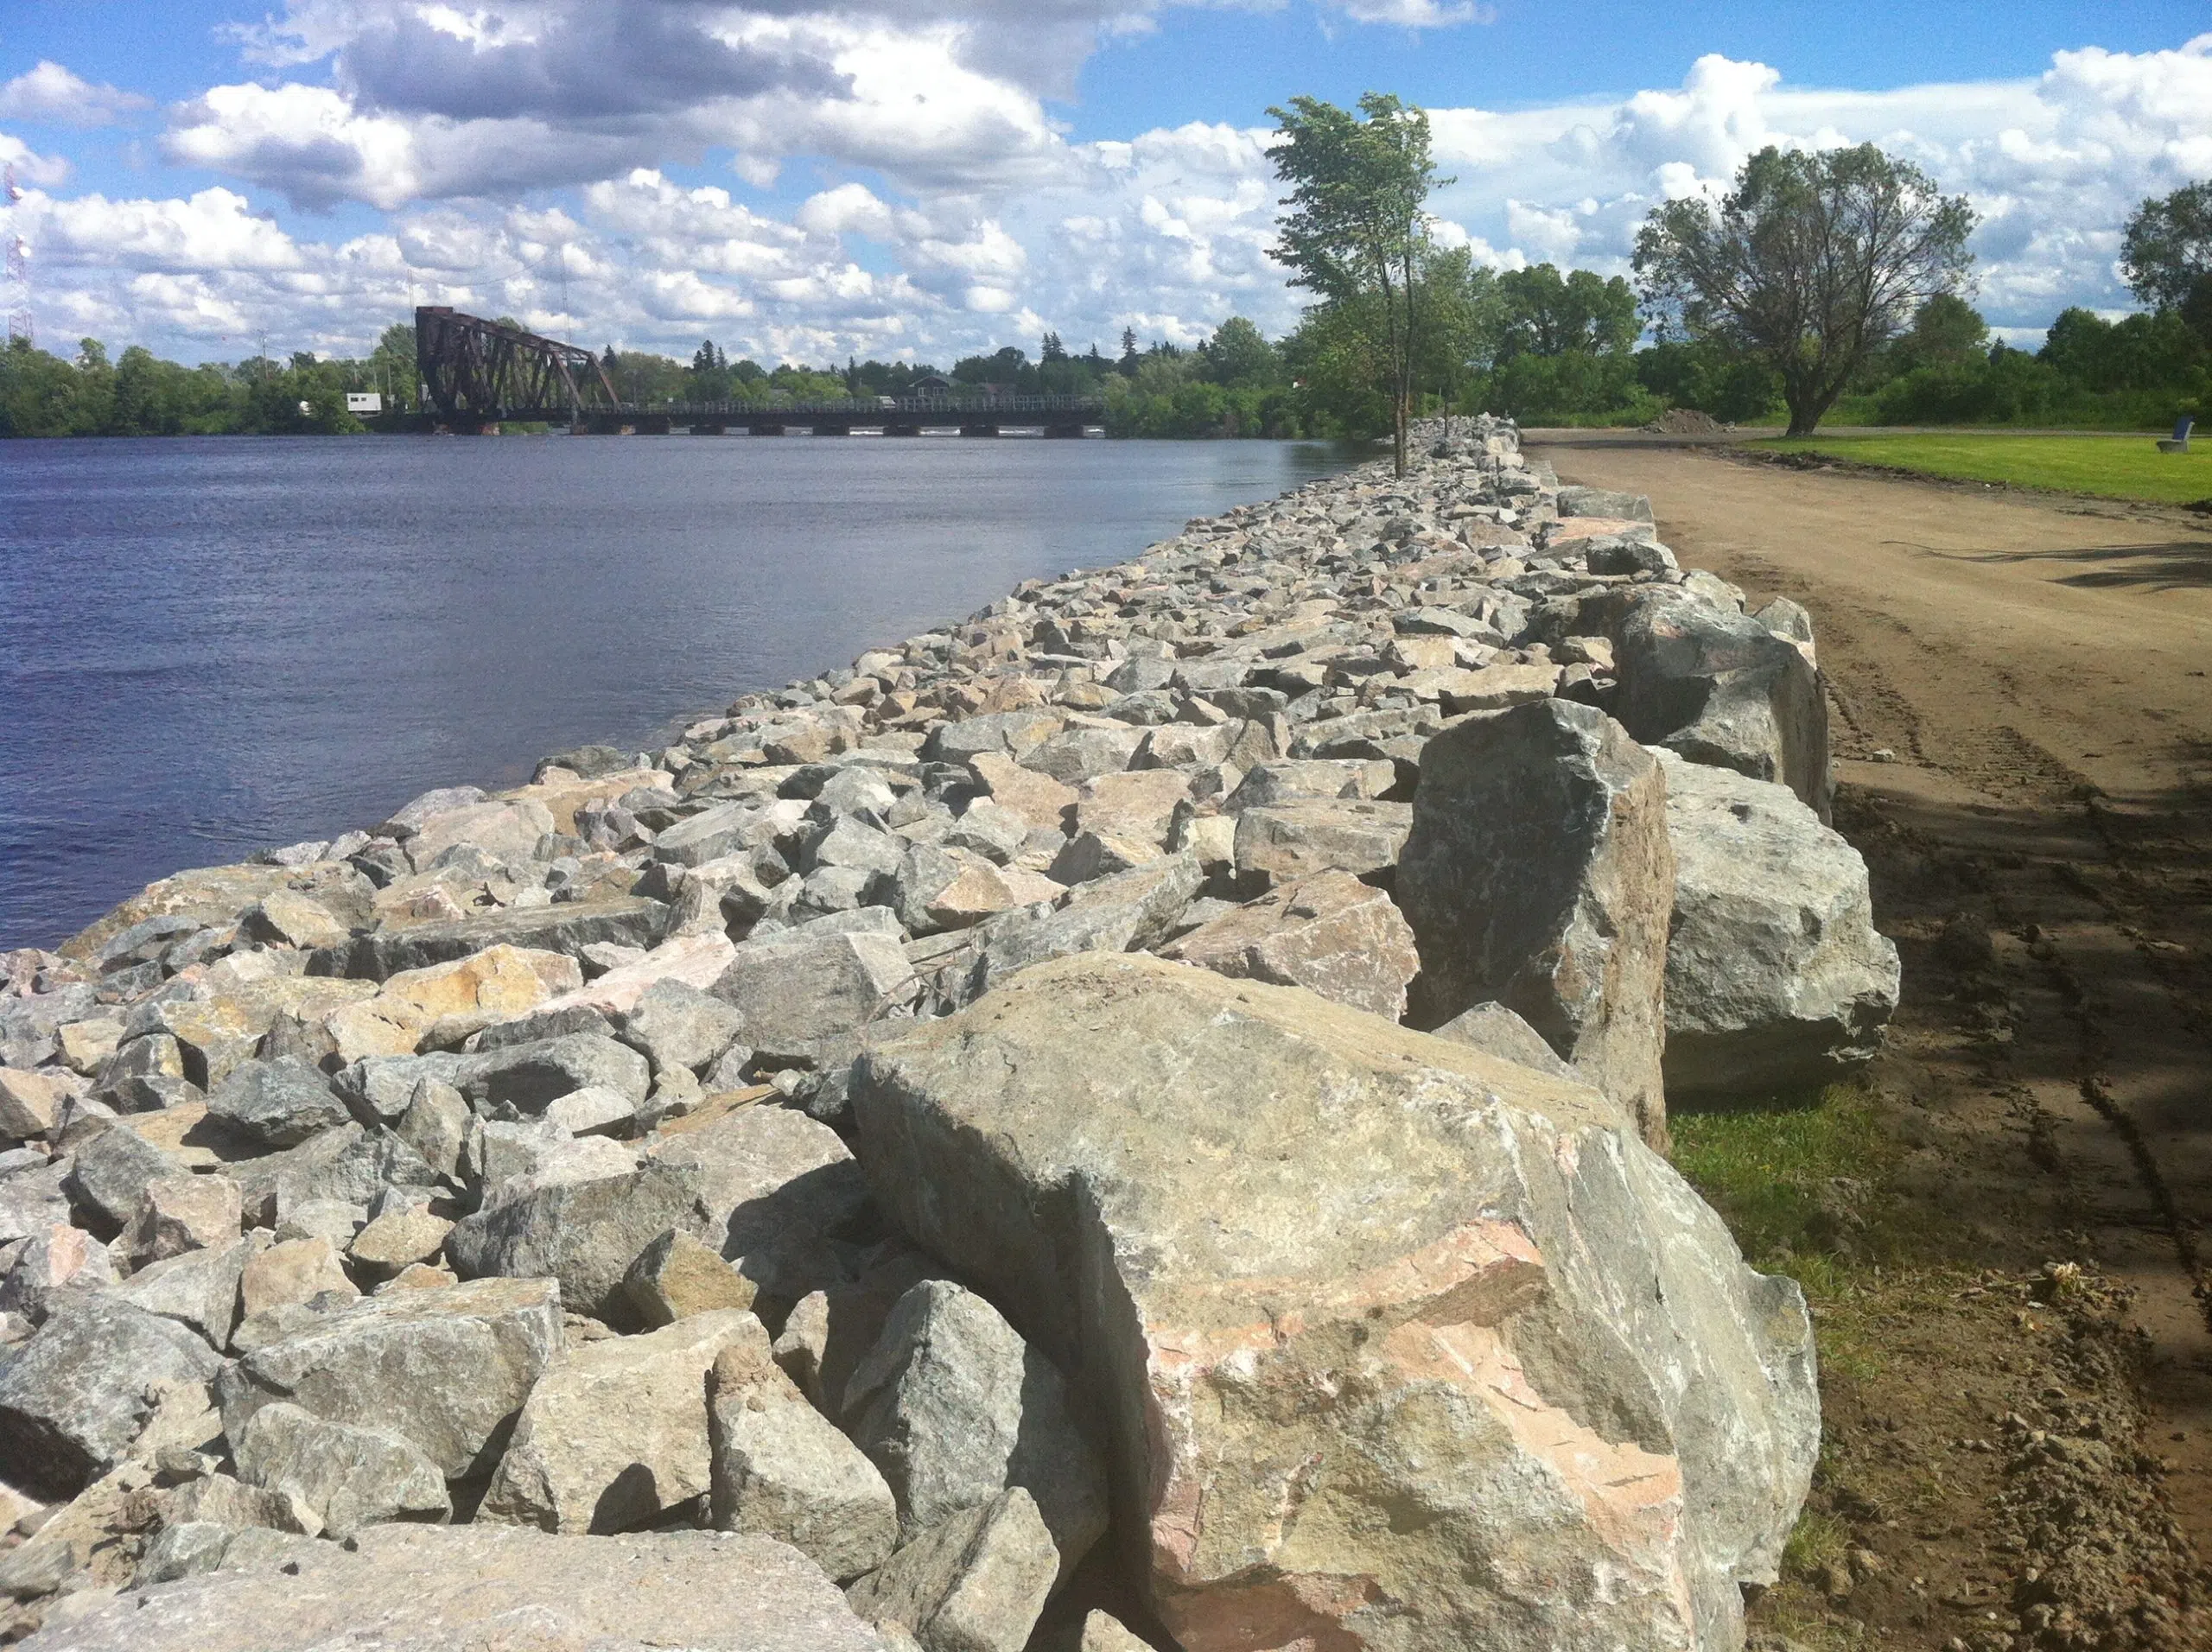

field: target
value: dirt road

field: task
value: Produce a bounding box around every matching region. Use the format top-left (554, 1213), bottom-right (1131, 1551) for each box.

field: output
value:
top-left (1529, 433), bottom-right (2212, 1643)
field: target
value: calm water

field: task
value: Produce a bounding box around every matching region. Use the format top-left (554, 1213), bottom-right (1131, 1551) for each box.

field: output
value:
top-left (2, 434), bottom-right (1357, 951)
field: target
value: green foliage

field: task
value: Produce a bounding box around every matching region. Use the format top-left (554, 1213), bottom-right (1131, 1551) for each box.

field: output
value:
top-left (1494, 264), bottom-right (1638, 359)
top-left (1269, 92), bottom-right (1447, 473)
top-left (1637, 143), bottom-right (1978, 435)
top-left (2121, 180), bottom-right (2212, 315)
top-left (0, 337), bottom-right (365, 436)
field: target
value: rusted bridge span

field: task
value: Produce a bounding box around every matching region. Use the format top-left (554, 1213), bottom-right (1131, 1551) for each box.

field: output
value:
top-left (403, 307), bottom-right (1103, 437)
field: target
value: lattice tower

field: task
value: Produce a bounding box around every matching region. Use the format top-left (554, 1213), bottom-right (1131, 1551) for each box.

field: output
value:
top-left (3, 164), bottom-right (29, 347)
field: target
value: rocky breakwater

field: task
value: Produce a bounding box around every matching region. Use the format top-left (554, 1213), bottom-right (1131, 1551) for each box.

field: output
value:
top-left (0, 416), bottom-right (1895, 1652)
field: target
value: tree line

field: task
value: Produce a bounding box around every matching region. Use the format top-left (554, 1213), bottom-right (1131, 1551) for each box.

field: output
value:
top-left (6, 121), bottom-right (2206, 448)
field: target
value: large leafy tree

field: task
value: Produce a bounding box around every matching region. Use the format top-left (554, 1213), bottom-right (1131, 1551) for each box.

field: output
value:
top-left (1634, 143), bottom-right (1976, 435)
top-left (2121, 181), bottom-right (2212, 343)
top-left (1268, 92), bottom-right (1448, 474)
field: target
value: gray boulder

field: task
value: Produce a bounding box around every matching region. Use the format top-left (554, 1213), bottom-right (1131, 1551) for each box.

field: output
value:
top-left (62, 1123), bottom-right (181, 1236)
top-left (710, 929), bottom-right (917, 1066)
top-left (334, 897), bottom-right (670, 982)
top-left (478, 1308), bottom-right (761, 1533)
top-left (1656, 753), bottom-right (1900, 1097)
top-left (111, 1235), bottom-right (253, 1348)
top-left (620, 978), bottom-right (746, 1077)
top-left (844, 1488), bottom-right (1059, 1652)
top-left (1617, 590), bottom-right (1832, 821)
top-left (1396, 698), bottom-right (1674, 1146)
top-left (844, 1280), bottom-right (1106, 1588)
top-left (232, 1401), bottom-right (449, 1536)
top-left (1433, 1001), bottom-right (1576, 1080)
top-left (648, 1104), bottom-right (871, 1303)
top-left (852, 953), bottom-right (1818, 1652)
top-left (961, 855), bottom-right (1201, 1001)
top-left (216, 1276), bottom-right (563, 1480)
top-left (207, 1060), bottom-right (349, 1149)
top-left (1557, 484), bottom-right (1654, 521)
top-left (0, 1296), bottom-right (224, 1497)
top-left (1232, 799), bottom-right (1412, 888)
top-left (21, 1522), bottom-right (891, 1652)
top-left (447, 1160), bottom-right (709, 1322)
top-left (709, 1331), bottom-right (900, 1582)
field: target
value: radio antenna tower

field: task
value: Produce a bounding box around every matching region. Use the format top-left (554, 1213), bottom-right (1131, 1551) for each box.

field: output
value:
top-left (4, 164), bottom-right (30, 348)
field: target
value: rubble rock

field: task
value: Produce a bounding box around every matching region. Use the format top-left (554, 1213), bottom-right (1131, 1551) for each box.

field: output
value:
top-left (205, 1060), bottom-right (349, 1149)
top-left (0, 1297), bottom-right (224, 1498)
top-left (844, 1280), bottom-right (1107, 1587)
top-left (620, 1226), bottom-right (757, 1326)
top-left (447, 1160), bottom-right (709, 1321)
top-left (1656, 752), bottom-right (1901, 1096)
top-left (478, 1307), bottom-right (760, 1533)
top-left (844, 1488), bottom-right (1059, 1652)
top-left (216, 1276), bottom-right (564, 1480)
top-left (1163, 869), bottom-right (1419, 1020)
top-left (709, 1330), bottom-right (900, 1581)
top-left (1396, 697), bottom-right (1675, 1145)
top-left (20, 1522), bottom-right (891, 1652)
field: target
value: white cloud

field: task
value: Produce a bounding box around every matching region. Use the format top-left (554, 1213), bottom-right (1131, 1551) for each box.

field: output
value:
top-left (0, 61), bottom-right (153, 128)
top-left (12, 22), bottom-right (2212, 365)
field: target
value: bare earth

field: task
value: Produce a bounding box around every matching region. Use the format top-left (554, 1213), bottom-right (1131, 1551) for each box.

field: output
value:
top-left (1529, 432), bottom-right (2212, 1646)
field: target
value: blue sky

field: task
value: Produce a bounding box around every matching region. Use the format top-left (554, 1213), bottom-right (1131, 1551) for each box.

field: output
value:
top-left (2, 2), bottom-right (2208, 365)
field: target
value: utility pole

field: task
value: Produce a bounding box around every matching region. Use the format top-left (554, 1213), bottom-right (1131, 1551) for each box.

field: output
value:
top-left (3, 164), bottom-right (31, 348)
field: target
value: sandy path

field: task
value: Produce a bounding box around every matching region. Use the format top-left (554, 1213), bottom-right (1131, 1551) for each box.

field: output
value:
top-left (1528, 431), bottom-right (2212, 1543)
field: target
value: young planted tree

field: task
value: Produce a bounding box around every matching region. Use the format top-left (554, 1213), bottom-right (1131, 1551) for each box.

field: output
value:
top-left (1268, 92), bottom-right (1448, 474)
top-left (1634, 143), bottom-right (1976, 436)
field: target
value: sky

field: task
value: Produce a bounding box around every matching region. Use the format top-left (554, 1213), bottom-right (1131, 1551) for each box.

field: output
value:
top-left (0, 2), bottom-right (2207, 369)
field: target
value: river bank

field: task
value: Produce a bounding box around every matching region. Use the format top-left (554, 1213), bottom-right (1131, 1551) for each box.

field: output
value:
top-left (1, 420), bottom-right (2197, 1650)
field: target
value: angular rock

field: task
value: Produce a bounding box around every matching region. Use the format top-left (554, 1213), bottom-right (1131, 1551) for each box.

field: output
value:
top-left (1020, 726), bottom-right (1143, 785)
top-left (446, 1160), bottom-right (709, 1320)
top-left (112, 1236), bottom-right (252, 1348)
top-left (24, 1522), bottom-right (888, 1652)
top-left (1656, 753), bottom-right (1901, 1097)
top-left (205, 1061), bottom-right (349, 1150)
top-left (0, 1297), bottom-right (224, 1498)
top-left (346, 1206), bottom-right (451, 1279)
top-left (334, 897), bottom-right (669, 983)
top-left (1617, 590), bottom-right (1833, 821)
top-left (231, 1401), bottom-right (450, 1537)
top-left (120, 1173), bottom-right (243, 1268)
top-left (478, 1308), bottom-right (760, 1533)
top-left (1433, 1001), bottom-right (1576, 1079)
top-left (394, 1077), bottom-right (468, 1178)
top-left (709, 1332), bottom-right (899, 1582)
top-left (1164, 869), bottom-right (1419, 1020)
top-left (852, 953), bottom-right (1818, 1652)
top-left (620, 1227), bottom-right (757, 1326)
top-left (962, 855), bottom-right (1203, 1001)
top-left (0, 1160), bottom-right (73, 1248)
top-left (217, 1276), bottom-right (564, 1480)
top-left (238, 890), bottom-right (349, 951)
top-left (844, 1280), bottom-right (1106, 1588)
top-left (0, 1221), bottom-right (116, 1318)
top-left (649, 1103), bottom-right (871, 1302)
top-left (0, 1069), bottom-right (68, 1140)
top-left (620, 977), bottom-right (747, 1076)
top-left (709, 929), bottom-right (917, 1066)
top-left (63, 1124), bottom-right (183, 1236)
top-left (1222, 759), bottom-right (1395, 813)
top-left (1396, 698), bottom-right (1674, 1145)
top-left (1231, 799), bottom-right (1411, 888)
top-left (844, 1488), bottom-right (1058, 1652)
top-left (239, 1235), bottom-right (357, 1319)
top-left (965, 753), bottom-right (1077, 835)
top-left (1080, 1612), bottom-right (1151, 1652)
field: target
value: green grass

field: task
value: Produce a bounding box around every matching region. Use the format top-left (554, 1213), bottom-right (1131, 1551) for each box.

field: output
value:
top-left (1759, 430), bottom-right (2212, 505)
top-left (1669, 1085), bottom-right (1891, 1269)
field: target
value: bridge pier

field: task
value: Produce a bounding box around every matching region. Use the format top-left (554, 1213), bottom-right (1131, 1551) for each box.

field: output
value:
top-left (810, 422), bottom-right (852, 436)
top-left (745, 423), bottom-right (786, 436)
top-left (882, 420), bottom-right (923, 437)
top-left (959, 423), bottom-right (1001, 438)
top-left (689, 423), bottom-right (727, 435)
top-left (1042, 422), bottom-right (1087, 439)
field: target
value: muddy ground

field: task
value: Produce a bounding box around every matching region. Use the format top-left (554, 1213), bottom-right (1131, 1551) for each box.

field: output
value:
top-left (1525, 432), bottom-right (2212, 1649)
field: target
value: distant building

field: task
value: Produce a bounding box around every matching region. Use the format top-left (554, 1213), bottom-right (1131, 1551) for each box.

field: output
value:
top-left (912, 374), bottom-right (954, 396)
top-left (346, 392), bottom-right (382, 413)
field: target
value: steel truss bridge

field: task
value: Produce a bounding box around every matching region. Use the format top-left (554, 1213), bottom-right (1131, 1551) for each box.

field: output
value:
top-left (401, 306), bottom-right (1104, 437)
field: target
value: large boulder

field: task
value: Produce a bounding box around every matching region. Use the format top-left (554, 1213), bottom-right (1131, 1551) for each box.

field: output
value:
top-left (231, 1401), bottom-right (450, 1537)
top-left (446, 1160), bottom-right (710, 1321)
top-left (479, 1309), bottom-right (760, 1533)
top-left (216, 1277), bottom-right (563, 1480)
top-left (16, 1522), bottom-right (891, 1652)
top-left (710, 928), bottom-right (918, 1067)
top-left (0, 1297), bottom-right (225, 1498)
top-left (852, 954), bottom-right (1818, 1652)
top-left (1617, 590), bottom-right (1833, 822)
top-left (1656, 753), bottom-right (1900, 1097)
top-left (844, 1488), bottom-right (1060, 1652)
top-left (1396, 698), bottom-right (1675, 1146)
top-left (333, 898), bottom-right (670, 982)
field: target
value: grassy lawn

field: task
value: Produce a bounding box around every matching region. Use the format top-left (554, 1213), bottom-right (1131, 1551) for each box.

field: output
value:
top-left (1758, 430), bottom-right (2212, 505)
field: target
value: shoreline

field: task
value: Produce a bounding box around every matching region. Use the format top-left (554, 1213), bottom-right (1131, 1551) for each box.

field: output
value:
top-left (4, 416), bottom-right (1885, 1648)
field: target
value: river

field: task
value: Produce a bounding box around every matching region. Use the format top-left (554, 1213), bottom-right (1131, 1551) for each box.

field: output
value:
top-left (1, 434), bottom-right (1358, 952)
